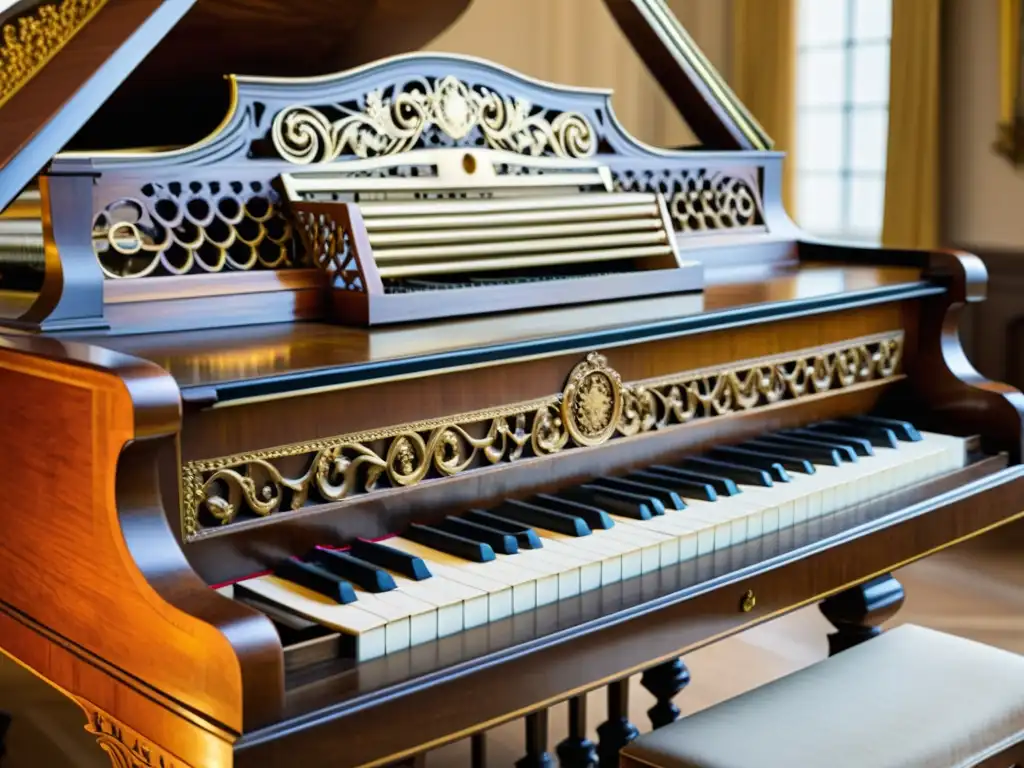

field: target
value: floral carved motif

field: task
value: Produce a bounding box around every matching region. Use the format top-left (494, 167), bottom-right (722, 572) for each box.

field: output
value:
top-left (270, 75), bottom-right (596, 163)
top-left (182, 333), bottom-right (903, 538)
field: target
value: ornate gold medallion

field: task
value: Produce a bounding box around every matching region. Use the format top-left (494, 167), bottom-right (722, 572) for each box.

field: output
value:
top-left (560, 353), bottom-right (624, 447)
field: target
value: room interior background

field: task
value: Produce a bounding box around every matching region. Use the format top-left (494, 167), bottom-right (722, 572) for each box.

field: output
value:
top-left (428, 0), bottom-right (1024, 394)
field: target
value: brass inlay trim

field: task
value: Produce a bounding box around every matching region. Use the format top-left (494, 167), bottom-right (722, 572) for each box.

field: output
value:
top-left (181, 331), bottom-right (904, 538)
top-left (0, 0), bottom-right (109, 110)
top-left (78, 698), bottom-right (195, 768)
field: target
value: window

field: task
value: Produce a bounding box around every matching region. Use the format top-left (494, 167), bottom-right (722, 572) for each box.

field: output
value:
top-left (795, 0), bottom-right (891, 242)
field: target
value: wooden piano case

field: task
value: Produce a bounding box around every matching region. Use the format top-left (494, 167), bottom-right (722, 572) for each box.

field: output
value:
top-left (0, 1), bottom-right (1023, 768)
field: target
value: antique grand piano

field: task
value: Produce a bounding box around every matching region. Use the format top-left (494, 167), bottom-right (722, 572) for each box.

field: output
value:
top-left (1, 1), bottom-right (1023, 766)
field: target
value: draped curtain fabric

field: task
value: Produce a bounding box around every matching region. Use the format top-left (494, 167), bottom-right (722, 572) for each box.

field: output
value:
top-left (882, 0), bottom-right (942, 250)
top-left (423, 0), bottom-right (732, 149)
top-left (729, 0), bottom-right (798, 217)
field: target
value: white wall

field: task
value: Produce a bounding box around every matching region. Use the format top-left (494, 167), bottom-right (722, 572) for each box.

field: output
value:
top-left (943, 0), bottom-right (1024, 247)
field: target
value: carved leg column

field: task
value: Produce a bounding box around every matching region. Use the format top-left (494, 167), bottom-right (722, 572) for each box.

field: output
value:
top-left (819, 574), bottom-right (905, 655)
top-left (0, 712), bottom-right (9, 766)
top-left (640, 658), bottom-right (691, 729)
top-left (596, 679), bottom-right (639, 766)
top-left (555, 695), bottom-right (597, 768)
top-left (471, 733), bottom-right (486, 768)
top-left (515, 710), bottom-right (553, 768)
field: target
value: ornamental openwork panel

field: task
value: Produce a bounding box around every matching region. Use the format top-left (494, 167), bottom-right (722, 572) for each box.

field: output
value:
top-left (92, 179), bottom-right (305, 279)
top-left (181, 332), bottom-right (904, 539)
top-left (73, 54), bottom-right (777, 282)
top-left (268, 74), bottom-right (598, 163)
top-left (614, 167), bottom-right (765, 233)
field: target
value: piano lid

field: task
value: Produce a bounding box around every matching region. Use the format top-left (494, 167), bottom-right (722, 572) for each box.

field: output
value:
top-left (0, 0), bottom-right (473, 214)
top-left (0, 0), bottom-right (770, 216)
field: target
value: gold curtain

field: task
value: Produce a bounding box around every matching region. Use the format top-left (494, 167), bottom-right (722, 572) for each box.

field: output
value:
top-left (881, 0), bottom-right (941, 250)
top-left (423, 0), bottom-right (732, 149)
top-left (730, 0), bottom-right (798, 215)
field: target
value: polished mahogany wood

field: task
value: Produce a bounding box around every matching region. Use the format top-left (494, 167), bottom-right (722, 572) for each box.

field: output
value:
top-left (78, 264), bottom-right (926, 392)
top-left (0, 336), bottom-right (284, 733)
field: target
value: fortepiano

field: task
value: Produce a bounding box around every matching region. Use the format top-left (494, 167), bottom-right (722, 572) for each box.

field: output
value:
top-left (0, 1), bottom-right (1022, 767)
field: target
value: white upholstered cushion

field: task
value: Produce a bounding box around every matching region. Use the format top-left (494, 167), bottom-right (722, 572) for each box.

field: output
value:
top-left (620, 624), bottom-right (1024, 768)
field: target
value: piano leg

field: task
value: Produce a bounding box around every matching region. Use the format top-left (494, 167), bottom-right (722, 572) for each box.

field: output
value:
top-left (0, 711), bottom-right (9, 767)
top-left (640, 658), bottom-right (691, 729)
top-left (819, 574), bottom-right (906, 656)
top-left (515, 710), bottom-right (553, 768)
top-left (555, 695), bottom-right (597, 768)
top-left (471, 733), bottom-right (486, 768)
top-left (596, 679), bottom-right (639, 766)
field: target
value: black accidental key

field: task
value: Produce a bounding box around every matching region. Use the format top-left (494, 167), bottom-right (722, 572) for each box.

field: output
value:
top-left (349, 539), bottom-right (432, 580)
top-left (678, 456), bottom-right (774, 487)
top-left (404, 523), bottom-right (495, 563)
top-left (308, 548), bottom-right (397, 593)
top-left (813, 420), bottom-right (899, 448)
top-left (530, 494), bottom-right (615, 529)
top-left (843, 415), bottom-right (922, 442)
top-left (593, 476), bottom-right (684, 510)
top-left (560, 484), bottom-right (657, 520)
top-left (754, 434), bottom-right (857, 462)
top-left (632, 470), bottom-right (718, 502)
top-left (745, 438), bottom-right (842, 466)
top-left (711, 445), bottom-right (813, 475)
top-left (650, 465), bottom-right (740, 496)
top-left (461, 510), bottom-right (544, 549)
top-left (706, 448), bottom-right (791, 482)
top-left (787, 428), bottom-right (874, 457)
top-left (491, 500), bottom-right (592, 537)
top-left (436, 516), bottom-right (519, 555)
top-left (274, 558), bottom-right (358, 604)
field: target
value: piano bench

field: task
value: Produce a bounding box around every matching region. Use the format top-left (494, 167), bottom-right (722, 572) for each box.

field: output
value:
top-left (619, 624), bottom-right (1024, 768)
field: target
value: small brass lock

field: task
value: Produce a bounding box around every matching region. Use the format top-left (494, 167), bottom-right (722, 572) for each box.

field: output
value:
top-left (740, 589), bottom-right (756, 613)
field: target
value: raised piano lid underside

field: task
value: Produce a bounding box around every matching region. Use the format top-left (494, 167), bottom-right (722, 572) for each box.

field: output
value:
top-left (0, 0), bottom-right (473, 214)
top-left (69, 0), bottom-right (769, 153)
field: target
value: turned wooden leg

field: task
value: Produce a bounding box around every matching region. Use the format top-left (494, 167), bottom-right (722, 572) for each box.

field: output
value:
top-left (819, 574), bottom-right (905, 655)
top-left (515, 710), bottom-right (553, 768)
top-left (0, 712), bottom-right (10, 767)
top-left (555, 695), bottom-right (597, 768)
top-left (596, 679), bottom-right (639, 766)
top-left (640, 658), bottom-right (690, 729)
top-left (471, 733), bottom-right (486, 768)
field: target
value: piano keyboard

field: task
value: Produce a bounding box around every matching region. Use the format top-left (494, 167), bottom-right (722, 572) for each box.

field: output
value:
top-left (222, 417), bottom-right (968, 663)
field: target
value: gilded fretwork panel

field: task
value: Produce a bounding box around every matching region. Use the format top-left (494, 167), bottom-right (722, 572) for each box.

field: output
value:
top-left (182, 332), bottom-right (904, 539)
top-left (0, 0), bottom-right (109, 110)
top-left (614, 168), bottom-right (764, 233)
top-left (267, 74), bottom-right (598, 163)
top-left (92, 180), bottom-right (305, 279)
